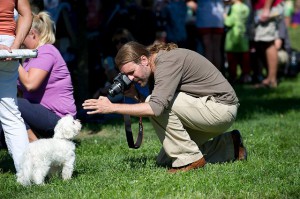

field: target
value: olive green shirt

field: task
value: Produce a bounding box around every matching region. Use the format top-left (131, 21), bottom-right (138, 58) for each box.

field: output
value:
top-left (149, 48), bottom-right (238, 116)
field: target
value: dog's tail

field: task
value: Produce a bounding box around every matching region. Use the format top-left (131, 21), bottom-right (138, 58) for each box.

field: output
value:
top-left (16, 151), bottom-right (33, 186)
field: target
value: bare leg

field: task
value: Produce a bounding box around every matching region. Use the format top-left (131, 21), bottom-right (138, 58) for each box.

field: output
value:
top-left (263, 43), bottom-right (278, 87)
top-left (27, 129), bottom-right (38, 142)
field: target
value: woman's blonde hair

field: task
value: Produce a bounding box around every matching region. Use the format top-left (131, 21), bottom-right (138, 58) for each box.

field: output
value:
top-left (31, 11), bottom-right (56, 45)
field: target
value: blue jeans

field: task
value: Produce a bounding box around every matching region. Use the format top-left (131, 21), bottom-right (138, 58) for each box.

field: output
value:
top-left (17, 98), bottom-right (61, 138)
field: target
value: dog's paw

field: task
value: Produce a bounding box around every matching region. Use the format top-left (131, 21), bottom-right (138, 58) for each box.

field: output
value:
top-left (17, 176), bottom-right (31, 186)
top-left (62, 172), bottom-right (73, 180)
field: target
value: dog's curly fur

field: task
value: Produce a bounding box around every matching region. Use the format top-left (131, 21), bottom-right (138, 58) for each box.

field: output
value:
top-left (16, 115), bottom-right (82, 186)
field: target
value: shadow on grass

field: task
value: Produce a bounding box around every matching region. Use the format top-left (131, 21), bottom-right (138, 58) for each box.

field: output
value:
top-left (0, 151), bottom-right (15, 173)
top-left (234, 84), bottom-right (300, 120)
top-left (79, 110), bottom-right (126, 134)
top-left (123, 155), bottom-right (157, 169)
top-left (124, 156), bottom-right (148, 169)
top-left (73, 139), bottom-right (82, 147)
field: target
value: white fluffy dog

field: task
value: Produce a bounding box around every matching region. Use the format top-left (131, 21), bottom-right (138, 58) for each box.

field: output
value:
top-left (17, 115), bottom-right (82, 186)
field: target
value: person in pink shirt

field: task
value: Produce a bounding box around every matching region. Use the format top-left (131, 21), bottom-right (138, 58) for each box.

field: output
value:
top-left (16, 11), bottom-right (76, 142)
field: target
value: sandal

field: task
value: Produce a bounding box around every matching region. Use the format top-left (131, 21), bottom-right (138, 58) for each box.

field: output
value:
top-left (254, 81), bottom-right (278, 89)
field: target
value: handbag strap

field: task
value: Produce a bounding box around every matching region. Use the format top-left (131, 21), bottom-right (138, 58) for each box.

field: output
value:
top-left (124, 114), bottom-right (143, 149)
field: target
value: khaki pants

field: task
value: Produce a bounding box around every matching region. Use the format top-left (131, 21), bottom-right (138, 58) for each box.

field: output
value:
top-left (147, 92), bottom-right (239, 168)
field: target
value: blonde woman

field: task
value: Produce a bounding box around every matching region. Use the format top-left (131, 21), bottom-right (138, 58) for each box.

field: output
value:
top-left (16, 11), bottom-right (76, 142)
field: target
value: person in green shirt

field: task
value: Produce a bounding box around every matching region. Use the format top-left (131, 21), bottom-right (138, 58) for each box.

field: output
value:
top-left (224, 0), bottom-right (251, 84)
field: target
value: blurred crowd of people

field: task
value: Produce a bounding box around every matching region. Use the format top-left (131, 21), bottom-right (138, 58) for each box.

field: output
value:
top-left (29, 0), bottom-right (300, 103)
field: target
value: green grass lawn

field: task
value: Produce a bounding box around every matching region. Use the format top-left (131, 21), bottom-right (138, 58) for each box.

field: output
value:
top-left (1, 76), bottom-right (299, 199)
top-left (1, 28), bottom-right (300, 199)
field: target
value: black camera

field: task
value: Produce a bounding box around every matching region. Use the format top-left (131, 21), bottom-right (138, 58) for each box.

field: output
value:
top-left (108, 73), bottom-right (132, 97)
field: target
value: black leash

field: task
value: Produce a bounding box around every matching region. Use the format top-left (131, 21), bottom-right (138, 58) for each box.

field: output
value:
top-left (123, 114), bottom-right (143, 149)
